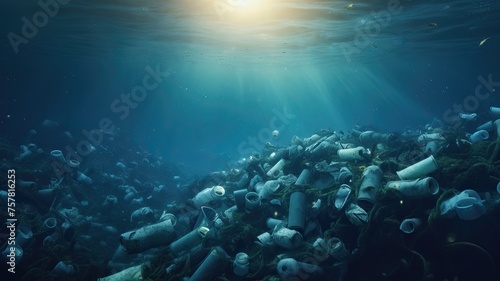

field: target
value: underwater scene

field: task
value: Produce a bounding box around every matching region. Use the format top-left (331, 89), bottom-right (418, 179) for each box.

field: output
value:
top-left (2, 0), bottom-right (500, 280)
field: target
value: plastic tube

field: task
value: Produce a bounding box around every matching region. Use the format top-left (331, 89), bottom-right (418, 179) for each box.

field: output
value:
top-left (328, 237), bottom-right (350, 261)
top-left (336, 167), bottom-right (353, 184)
top-left (287, 191), bottom-right (306, 233)
top-left (357, 165), bottom-right (383, 204)
top-left (130, 207), bottom-right (153, 224)
top-left (266, 158), bottom-right (286, 178)
top-left (425, 141), bottom-right (439, 155)
top-left (17, 180), bottom-right (36, 188)
top-left (233, 189), bottom-right (248, 211)
top-left (223, 205), bottom-right (238, 222)
top-left (255, 232), bottom-right (274, 247)
top-left (396, 155), bottom-right (438, 180)
top-left (312, 238), bottom-right (329, 258)
top-left (109, 244), bottom-right (128, 263)
top-left (277, 258), bottom-right (324, 280)
top-left (258, 180), bottom-right (280, 199)
top-left (345, 204), bottom-right (368, 226)
top-left (233, 252), bottom-right (250, 277)
top-left (124, 191), bottom-right (136, 202)
top-left (159, 212), bottom-right (177, 224)
top-left (236, 173), bottom-right (250, 189)
top-left (67, 159), bottom-right (80, 168)
top-left (36, 188), bottom-right (55, 199)
top-left (309, 140), bottom-right (335, 158)
top-left (288, 145), bottom-right (304, 159)
top-left (469, 130), bottom-right (489, 143)
top-left (188, 247), bottom-right (230, 281)
top-left (179, 245), bottom-right (210, 274)
top-left (76, 171), bottom-right (92, 185)
top-left (337, 146), bottom-right (369, 161)
top-left (417, 133), bottom-right (445, 145)
top-left (61, 222), bottom-right (75, 241)
top-left (399, 218), bottom-right (422, 234)
top-left (333, 184), bottom-right (351, 211)
top-left (272, 223), bottom-right (303, 250)
top-left (170, 227), bottom-right (209, 257)
top-left (303, 134), bottom-right (321, 146)
top-left (53, 261), bottom-right (77, 276)
top-left (477, 120), bottom-right (493, 131)
top-left (120, 219), bottom-right (176, 254)
top-left (192, 186), bottom-right (226, 208)
top-left (490, 106), bottom-right (500, 115)
top-left (50, 150), bottom-right (67, 164)
top-left (43, 233), bottom-right (59, 248)
top-left (359, 130), bottom-right (392, 144)
top-left (266, 218), bottom-right (284, 230)
top-left (459, 113), bottom-right (477, 121)
top-left (245, 152), bottom-right (267, 180)
top-left (386, 177), bottom-right (440, 198)
top-left (439, 189), bottom-right (481, 218)
top-left (200, 206), bottom-right (218, 227)
top-left (295, 168), bottom-right (311, 186)
top-left (245, 192), bottom-right (261, 213)
top-left (455, 197), bottom-right (486, 220)
top-left (103, 195), bottom-right (118, 207)
top-left (43, 217), bottom-right (57, 230)
top-left (18, 145), bottom-right (33, 160)
top-left (310, 199), bottom-right (321, 218)
top-left (291, 135), bottom-right (303, 145)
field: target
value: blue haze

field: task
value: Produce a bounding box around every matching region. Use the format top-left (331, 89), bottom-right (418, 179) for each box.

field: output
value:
top-left (1, 0), bottom-right (500, 175)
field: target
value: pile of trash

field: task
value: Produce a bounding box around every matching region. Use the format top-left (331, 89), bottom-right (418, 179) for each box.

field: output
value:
top-left (101, 120), bottom-right (500, 280)
top-left (3, 115), bottom-right (500, 281)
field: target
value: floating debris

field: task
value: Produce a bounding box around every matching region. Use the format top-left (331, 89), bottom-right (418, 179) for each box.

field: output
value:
top-left (479, 37), bottom-right (490, 46)
top-left (345, 3), bottom-right (354, 9)
top-left (427, 23), bottom-right (439, 28)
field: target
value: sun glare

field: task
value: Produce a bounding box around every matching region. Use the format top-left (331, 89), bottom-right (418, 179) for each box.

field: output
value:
top-left (228, 0), bottom-right (256, 10)
top-left (212, 0), bottom-right (277, 23)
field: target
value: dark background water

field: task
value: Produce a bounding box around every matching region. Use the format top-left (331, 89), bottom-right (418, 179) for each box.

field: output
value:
top-left (1, 0), bottom-right (500, 175)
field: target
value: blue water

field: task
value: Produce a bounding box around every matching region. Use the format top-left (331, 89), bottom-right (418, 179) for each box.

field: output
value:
top-left (2, 1), bottom-right (500, 280)
top-left (2, 0), bottom-right (500, 173)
